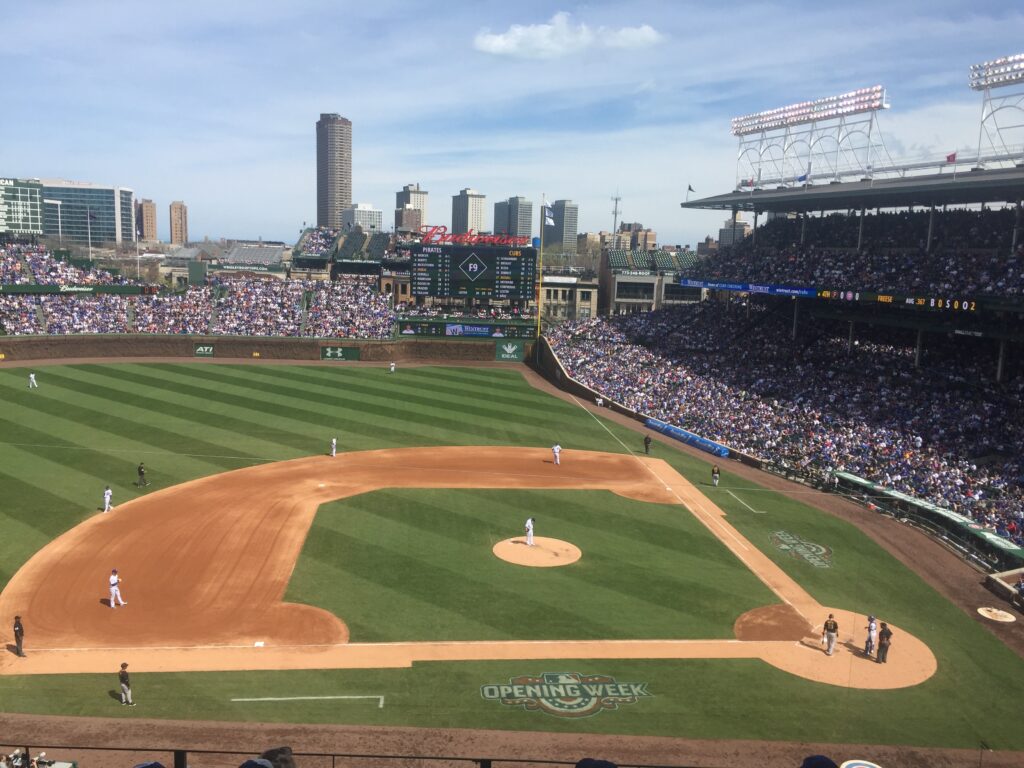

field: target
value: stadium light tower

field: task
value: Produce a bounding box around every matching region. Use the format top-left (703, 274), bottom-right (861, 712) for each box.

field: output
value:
top-left (969, 53), bottom-right (1024, 167)
top-left (730, 85), bottom-right (892, 188)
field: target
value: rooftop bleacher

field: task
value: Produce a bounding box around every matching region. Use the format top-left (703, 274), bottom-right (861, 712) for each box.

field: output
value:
top-left (336, 231), bottom-right (368, 261)
top-left (366, 232), bottom-right (389, 260)
top-left (221, 244), bottom-right (285, 265)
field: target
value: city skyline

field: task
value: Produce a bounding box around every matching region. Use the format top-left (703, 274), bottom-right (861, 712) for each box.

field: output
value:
top-left (3, 2), bottom-right (1022, 246)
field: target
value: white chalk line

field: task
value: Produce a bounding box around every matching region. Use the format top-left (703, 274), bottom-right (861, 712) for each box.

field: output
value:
top-left (231, 695), bottom-right (384, 707)
top-left (728, 489), bottom-right (767, 514)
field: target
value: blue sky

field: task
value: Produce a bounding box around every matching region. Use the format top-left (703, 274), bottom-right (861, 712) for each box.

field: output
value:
top-left (2, 1), bottom-right (1022, 246)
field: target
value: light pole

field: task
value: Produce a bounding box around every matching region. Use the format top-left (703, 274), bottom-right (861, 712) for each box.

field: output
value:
top-left (43, 199), bottom-right (63, 246)
top-left (87, 206), bottom-right (93, 261)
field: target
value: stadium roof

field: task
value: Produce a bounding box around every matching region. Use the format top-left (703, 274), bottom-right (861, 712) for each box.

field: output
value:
top-left (681, 165), bottom-right (1024, 213)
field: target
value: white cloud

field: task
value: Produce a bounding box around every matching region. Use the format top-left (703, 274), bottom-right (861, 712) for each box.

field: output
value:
top-left (474, 12), bottom-right (662, 60)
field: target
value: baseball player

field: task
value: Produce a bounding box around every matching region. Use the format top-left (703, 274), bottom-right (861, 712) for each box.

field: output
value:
top-left (13, 615), bottom-right (25, 657)
top-left (103, 485), bottom-right (113, 513)
top-left (330, 437), bottom-right (337, 457)
top-left (711, 464), bottom-right (721, 487)
top-left (644, 435), bottom-right (652, 455)
top-left (551, 443), bottom-right (561, 466)
top-left (109, 569), bottom-right (126, 608)
top-left (525, 517), bottom-right (535, 546)
top-left (821, 613), bottom-right (839, 656)
top-left (118, 662), bottom-right (136, 705)
top-left (389, 361), bottom-right (396, 374)
top-left (864, 615), bottom-right (878, 656)
top-left (28, 372), bottom-right (38, 389)
top-left (137, 462), bottom-right (149, 488)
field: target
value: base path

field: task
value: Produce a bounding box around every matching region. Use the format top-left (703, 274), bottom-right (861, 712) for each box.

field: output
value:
top-left (0, 447), bottom-right (936, 688)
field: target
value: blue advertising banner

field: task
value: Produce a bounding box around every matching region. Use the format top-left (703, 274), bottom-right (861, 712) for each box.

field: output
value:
top-left (679, 279), bottom-right (816, 298)
top-left (645, 418), bottom-right (730, 458)
top-left (445, 323), bottom-right (493, 337)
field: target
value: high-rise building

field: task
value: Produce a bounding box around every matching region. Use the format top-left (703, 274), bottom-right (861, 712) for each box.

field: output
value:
top-left (543, 199), bottom-right (578, 253)
top-left (493, 196), bottom-right (532, 237)
top-left (395, 183), bottom-right (428, 223)
top-left (170, 201), bottom-right (189, 245)
top-left (342, 203), bottom-right (383, 232)
top-left (40, 179), bottom-right (136, 246)
top-left (395, 204), bottom-right (422, 234)
top-left (316, 113), bottom-right (353, 228)
top-left (0, 177), bottom-right (43, 236)
top-left (718, 215), bottom-right (751, 246)
top-left (451, 188), bottom-right (486, 234)
top-left (137, 198), bottom-right (157, 241)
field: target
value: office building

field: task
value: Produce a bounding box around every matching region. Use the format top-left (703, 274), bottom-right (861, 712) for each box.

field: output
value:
top-left (137, 198), bottom-right (157, 241)
top-left (493, 196), bottom-right (532, 237)
top-left (316, 113), bottom-right (353, 228)
top-left (40, 179), bottom-right (136, 246)
top-left (170, 201), bottom-right (189, 245)
top-left (342, 203), bottom-right (383, 232)
top-left (396, 183), bottom-right (428, 223)
top-left (718, 215), bottom-right (751, 246)
top-left (395, 204), bottom-right (423, 234)
top-left (451, 188), bottom-right (486, 234)
top-left (0, 177), bottom-right (44, 236)
top-left (543, 199), bottom-right (578, 254)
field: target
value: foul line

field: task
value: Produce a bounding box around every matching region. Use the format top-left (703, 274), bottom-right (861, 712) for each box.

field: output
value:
top-left (728, 489), bottom-right (767, 514)
top-left (231, 695), bottom-right (384, 707)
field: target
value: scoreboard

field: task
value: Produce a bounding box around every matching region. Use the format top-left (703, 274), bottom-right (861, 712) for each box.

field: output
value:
top-left (410, 244), bottom-right (537, 299)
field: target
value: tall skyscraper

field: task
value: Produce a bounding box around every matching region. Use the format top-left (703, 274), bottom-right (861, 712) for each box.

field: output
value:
top-left (544, 199), bottom-right (579, 253)
top-left (137, 199), bottom-right (157, 241)
top-left (493, 196), bottom-right (533, 237)
top-left (316, 113), bottom-right (352, 228)
top-left (451, 188), bottom-right (486, 234)
top-left (169, 200), bottom-right (188, 245)
top-left (395, 183), bottom-right (428, 223)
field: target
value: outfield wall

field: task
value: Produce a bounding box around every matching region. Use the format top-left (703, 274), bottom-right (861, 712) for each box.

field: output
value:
top-left (0, 335), bottom-right (533, 363)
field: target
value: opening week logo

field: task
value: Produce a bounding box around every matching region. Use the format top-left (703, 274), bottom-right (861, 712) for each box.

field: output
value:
top-left (770, 530), bottom-right (833, 568)
top-left (480, 672), bottom-right (651, 718)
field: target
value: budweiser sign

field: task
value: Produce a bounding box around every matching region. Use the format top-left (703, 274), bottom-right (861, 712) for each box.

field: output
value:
top-left (419, 225), bottom-right (531, 247)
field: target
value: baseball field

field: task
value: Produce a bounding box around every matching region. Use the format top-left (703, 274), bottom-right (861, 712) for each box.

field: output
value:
top-left (1, 361), bottom-right (1023, 756)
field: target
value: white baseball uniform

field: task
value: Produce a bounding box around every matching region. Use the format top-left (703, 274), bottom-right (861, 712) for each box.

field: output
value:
top-left (525, 517), bottom-right (535, 546)
top-left (551, 444), bottom-right (561, 465)
top-left (28, 373), bottom-right (38, 388)
top-left (330, 438), bottom-right (337, 457)
top-left (389, 362), bottom-right (396, 373)
top-left (103, 487), bottom-right (113, 513)
top-left (109, 572), bottom-right (126, 608)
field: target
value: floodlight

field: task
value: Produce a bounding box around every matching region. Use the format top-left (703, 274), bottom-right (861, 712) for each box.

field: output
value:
top-left (969, 53), bottom-right (1024, 90)
top-left (731, 86), bottom-right (888, 136)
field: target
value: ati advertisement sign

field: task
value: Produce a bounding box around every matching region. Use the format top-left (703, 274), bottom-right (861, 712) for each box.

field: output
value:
top-left (320, 346), bottom-right (361, 361)
top-left (495, 341), bottom-right (525, 361)
top-left (481, 673), bottom-right (651, 718)
top-left (193, 344), bottom-right (215, 357)
top-left (770, 530), bottom-right (833, 568)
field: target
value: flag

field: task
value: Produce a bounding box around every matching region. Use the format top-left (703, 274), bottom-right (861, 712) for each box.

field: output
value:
top-left (740, 178), bottom-right (754, 187)
top-left (687, 184), bottom-right (695, 193)
top-left (543, 204), bottom-right (554, 227)
top-left (946, 151), bottom-right (957, 163)
top-left (88, 212), bottom-right (97, 221)
top-left (796, 173), bottom-right (808, 183)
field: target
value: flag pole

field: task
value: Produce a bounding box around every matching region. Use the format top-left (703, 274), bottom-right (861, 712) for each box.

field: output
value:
top-left (535, 195), bottom-right (546, 359)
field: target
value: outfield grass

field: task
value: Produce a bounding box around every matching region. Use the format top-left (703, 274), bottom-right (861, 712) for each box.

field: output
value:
top-left (1, 362), bottom-right (1024, 749)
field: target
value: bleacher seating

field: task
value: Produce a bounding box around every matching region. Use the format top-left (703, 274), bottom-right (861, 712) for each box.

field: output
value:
top-left (336, 231), bottom-right (368, 261)
top-left (366, 233), bottom-right (389, 260)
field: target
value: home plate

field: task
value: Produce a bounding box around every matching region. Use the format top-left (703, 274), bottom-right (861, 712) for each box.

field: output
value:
top-left (254, 641), bottom-right (265, 647)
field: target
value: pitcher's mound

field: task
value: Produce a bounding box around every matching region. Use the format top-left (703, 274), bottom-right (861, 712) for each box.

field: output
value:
top-left (492, 537), bottom-right (582, 567)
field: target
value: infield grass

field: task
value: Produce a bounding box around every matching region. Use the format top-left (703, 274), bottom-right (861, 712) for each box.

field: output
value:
top-left (1, 362), bottom-right (1024, 750)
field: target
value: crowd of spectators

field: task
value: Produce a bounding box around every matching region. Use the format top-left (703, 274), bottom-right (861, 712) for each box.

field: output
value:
top-left (687, 209), bottom-right (1024, 298)
top-left (0, 295), bottom-right (43, 334)
top-left (299, 228), bottom-right (339, 258)
top-left (1, 246), bottom-right (32, 284)
top-left (39, 294), bottom-right (132, 334)
top-left (210, 278), bottom-right (310, 337)
top-left (303, 276), bottom-right (393, 339)
top-left (395, 302), bottom-right (534, 320)
top-left (25, 249), bottom-right (129, 286)
top-left (136, 288), bottom-right (213, 334)
top-left (547, 300), bottom-right (1024, 538)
